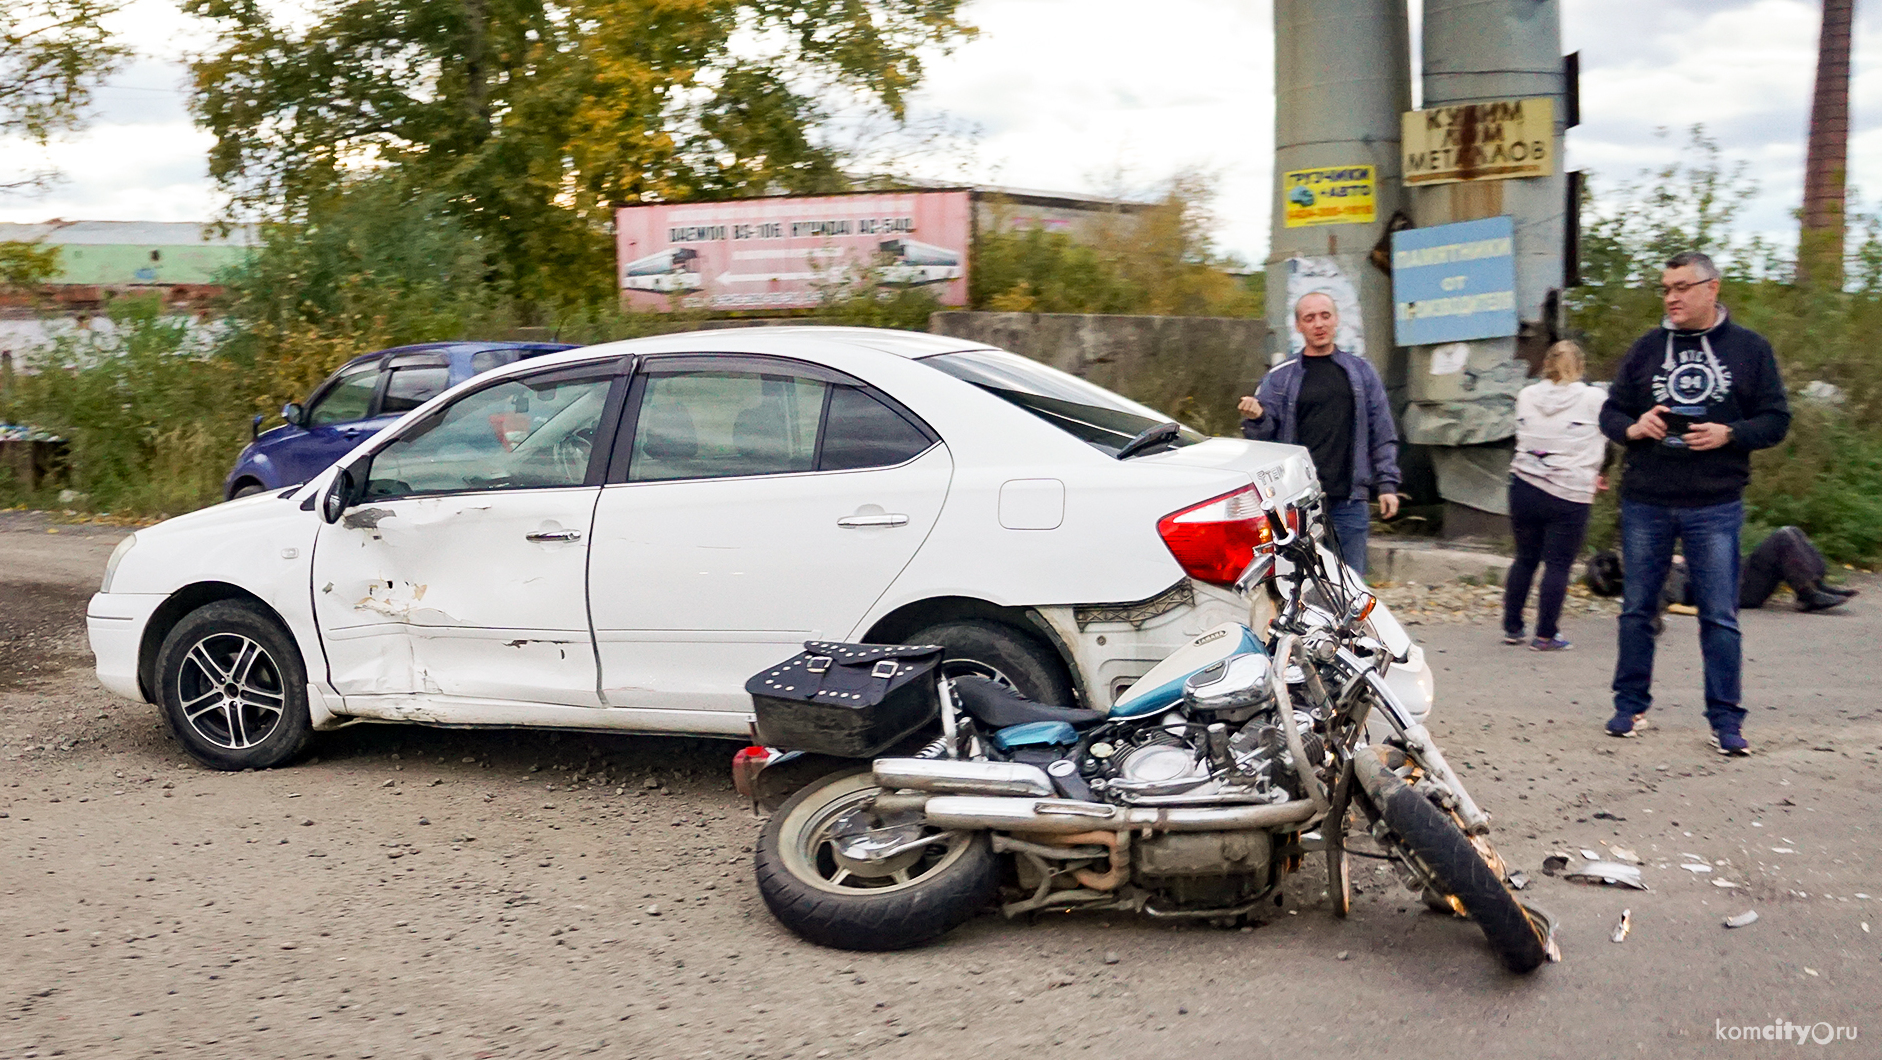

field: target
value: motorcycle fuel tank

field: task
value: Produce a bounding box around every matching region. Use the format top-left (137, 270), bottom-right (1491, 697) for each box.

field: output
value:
top-left (1108, 623), bottom-right (1265, 718)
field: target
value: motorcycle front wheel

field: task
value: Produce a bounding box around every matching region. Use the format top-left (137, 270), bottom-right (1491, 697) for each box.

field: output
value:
top-left (1352, 752), bottom-right (1551, 973)
top-left (755, 769), bottom-right (1000, 951)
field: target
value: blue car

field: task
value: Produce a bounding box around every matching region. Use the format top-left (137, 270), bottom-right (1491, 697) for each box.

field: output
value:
top-left (224, 341), bottom-right (578, 499)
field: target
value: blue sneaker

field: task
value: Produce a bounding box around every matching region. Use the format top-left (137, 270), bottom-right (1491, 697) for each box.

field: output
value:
top-left (1502, 631), bottom-right (1526, 645)
top-left (1714, 728), bottom-right (1751, 757)
top-left (1530, 636), bottom-right (1573, 652)
top-left (1606, 711), bottom-right (1649, 738)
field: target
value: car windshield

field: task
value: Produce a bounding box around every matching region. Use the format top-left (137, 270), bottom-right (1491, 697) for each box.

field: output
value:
top-left (922, 349), bottom-right (1204, 457)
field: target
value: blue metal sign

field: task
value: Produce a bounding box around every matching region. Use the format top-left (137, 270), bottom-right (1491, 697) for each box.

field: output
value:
top-left (1391, 216), bottom-right (1518, 345)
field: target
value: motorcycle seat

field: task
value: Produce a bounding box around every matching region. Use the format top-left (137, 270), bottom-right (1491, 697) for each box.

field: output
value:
top-left (951, 675), bottom-right (1106, 729)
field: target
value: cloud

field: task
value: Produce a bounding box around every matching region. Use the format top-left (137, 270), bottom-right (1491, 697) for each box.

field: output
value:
top-left (5, 0), bottom-right (1877, 266)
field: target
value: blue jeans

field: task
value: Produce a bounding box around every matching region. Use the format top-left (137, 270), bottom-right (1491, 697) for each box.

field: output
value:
top-left (1612, 498), bottom-right (1745, 731)
top-left (1326, 498), bottom-right (1371, 577)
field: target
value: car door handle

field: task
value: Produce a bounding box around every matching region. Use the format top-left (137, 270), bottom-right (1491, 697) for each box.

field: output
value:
top-left (526, 529), bottom-right (583, 542)
top-left (836, 514), bottom-right (909, 528)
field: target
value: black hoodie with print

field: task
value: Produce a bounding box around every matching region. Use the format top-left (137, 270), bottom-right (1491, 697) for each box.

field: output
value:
top-left (1598, 307), bottom-right (1791, 507)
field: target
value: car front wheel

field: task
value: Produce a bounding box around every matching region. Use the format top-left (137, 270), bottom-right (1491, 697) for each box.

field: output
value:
top-left (154, 600), bottom-right (312, 770)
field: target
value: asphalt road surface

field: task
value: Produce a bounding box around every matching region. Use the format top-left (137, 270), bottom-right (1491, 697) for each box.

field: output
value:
top-left (2, 511), bottom-right (1877, 1059)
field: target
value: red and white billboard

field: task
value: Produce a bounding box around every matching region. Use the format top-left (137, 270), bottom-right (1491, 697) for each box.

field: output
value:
top-left (614, 191), bottom-right (971, 311)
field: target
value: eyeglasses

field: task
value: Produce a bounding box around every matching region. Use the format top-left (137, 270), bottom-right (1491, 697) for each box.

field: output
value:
top-left (1660, 278), bottom-right (1717, 296)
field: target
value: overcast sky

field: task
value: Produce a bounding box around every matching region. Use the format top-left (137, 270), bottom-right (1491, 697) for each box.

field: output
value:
top-left (2, 0), bottom-right (1876, 266)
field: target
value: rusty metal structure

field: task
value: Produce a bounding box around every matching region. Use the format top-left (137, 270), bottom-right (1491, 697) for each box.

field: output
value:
top-left (1800, 0), bottom-right (1856, 287)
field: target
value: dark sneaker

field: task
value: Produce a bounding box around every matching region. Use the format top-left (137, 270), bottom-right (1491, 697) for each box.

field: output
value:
top-left (1821, 582), bottom-right (1859, 599)
top-left (1502, 631), bottom-right (1526, 645)
top-left (1606, 711), bottom-right (1649, 738)
top-left (1714, 728), bottom-right (1751, 756)
top-left (1798, 587), bottom-right (1849, 612)
top-left (1530, 636), bottom-right (1573, 652)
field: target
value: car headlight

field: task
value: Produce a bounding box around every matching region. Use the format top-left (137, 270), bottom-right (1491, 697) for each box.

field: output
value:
top-left (100, 533), bottom-right (137, 593)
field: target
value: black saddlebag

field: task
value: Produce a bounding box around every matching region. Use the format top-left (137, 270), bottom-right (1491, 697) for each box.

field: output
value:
top-left (747, 641), bottom-right (943, 757)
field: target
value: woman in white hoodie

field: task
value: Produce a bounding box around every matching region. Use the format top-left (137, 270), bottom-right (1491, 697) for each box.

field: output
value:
top-left (1502, 341), bottom-right (1609, 650)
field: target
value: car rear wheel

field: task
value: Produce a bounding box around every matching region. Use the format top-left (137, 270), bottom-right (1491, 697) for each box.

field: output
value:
top-left (154, 601), bottom-right (312, 771)
top-left (902, 619), bottom-right (1075, 707)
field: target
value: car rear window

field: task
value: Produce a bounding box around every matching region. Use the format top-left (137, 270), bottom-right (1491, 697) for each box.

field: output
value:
top-left (921, 349), bottom-right (1203, 456)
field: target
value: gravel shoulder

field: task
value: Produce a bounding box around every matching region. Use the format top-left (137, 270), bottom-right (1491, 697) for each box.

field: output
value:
top-left (3, 518), bottom-right (1878, 1060)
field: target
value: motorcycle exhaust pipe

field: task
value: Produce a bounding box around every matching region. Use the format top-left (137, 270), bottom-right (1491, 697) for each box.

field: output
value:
top-left (873, 758), bottom-right (1055, 798)
top-left (922, 795), bottom-right (1318, 834)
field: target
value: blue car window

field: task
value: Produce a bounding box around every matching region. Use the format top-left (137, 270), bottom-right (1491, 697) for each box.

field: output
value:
top-left (381, 366), bottom-right (450, 415)
top-left (307, 367), bottom-right (380, 427)
top-left (365, 372), bottom-right (613, 497)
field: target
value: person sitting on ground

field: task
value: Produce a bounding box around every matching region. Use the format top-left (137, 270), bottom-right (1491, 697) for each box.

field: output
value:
top-left (1584, 526), bottom-right (1856, 613)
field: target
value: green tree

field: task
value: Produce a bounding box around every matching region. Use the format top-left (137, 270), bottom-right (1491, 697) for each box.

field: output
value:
top-left (186, 0), bottom-right (973, 312)
top-left (1, 0), bottom-right (128, 191)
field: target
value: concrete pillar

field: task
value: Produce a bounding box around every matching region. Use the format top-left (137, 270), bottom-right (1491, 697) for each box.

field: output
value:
top-left (1406, 0), bottom-right (1567, 520)
top-left (1266, 0), bottom-right (1412, 384)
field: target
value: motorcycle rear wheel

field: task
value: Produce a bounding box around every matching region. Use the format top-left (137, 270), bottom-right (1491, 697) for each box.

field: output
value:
top-left (1352, 753), bottom-right (1550, 973)
top-left (756, 769), bottom-right (999, 951)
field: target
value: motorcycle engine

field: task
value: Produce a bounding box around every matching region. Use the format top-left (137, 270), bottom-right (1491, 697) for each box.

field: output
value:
top-left (1081, 652), bottom-right (1326, 804)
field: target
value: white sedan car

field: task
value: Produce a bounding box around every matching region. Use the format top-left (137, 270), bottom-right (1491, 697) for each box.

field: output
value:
top-left (88, 327), bottom-right (1431, 770)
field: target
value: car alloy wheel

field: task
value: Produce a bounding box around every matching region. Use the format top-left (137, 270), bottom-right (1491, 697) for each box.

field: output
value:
top-left (173, 632), bottom-right (290, 750)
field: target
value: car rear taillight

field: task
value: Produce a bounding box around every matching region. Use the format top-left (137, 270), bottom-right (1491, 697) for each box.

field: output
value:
top-left (1157, 485), bottom-right (1275, 587)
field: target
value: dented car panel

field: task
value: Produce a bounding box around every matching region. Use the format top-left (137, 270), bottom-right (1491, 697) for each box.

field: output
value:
top-left (311, 488), bottom-right (604, 706)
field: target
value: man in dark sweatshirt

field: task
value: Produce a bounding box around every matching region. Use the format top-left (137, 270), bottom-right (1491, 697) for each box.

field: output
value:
top-left (1598, 251), bottom-right (1791, 756)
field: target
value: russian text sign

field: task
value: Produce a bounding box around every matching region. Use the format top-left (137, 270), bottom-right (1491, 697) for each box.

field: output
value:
top-left (1401, 97), bottom-right (1554, 186)
top-left (1391, 216), bottom-right (1518, 345)
top-left (1282, 166), bottom-right (1377, 228)
top-left (615, 191), bottom-right (971, 311)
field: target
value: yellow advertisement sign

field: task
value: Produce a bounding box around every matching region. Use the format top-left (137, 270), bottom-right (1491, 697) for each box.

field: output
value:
top-left (1282, 166), bottom-right (1377, 228)
top-left (1402, 97), bottom-right (1554, 186)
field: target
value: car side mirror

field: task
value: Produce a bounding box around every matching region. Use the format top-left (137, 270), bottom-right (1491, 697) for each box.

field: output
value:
top-left (320, 467), bottom-right (359, 524)
top-left (282, 402), bottom-right (305, 427)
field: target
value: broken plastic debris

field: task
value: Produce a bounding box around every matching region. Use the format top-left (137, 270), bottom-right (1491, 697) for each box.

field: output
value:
top-left (1712, 879), bottom-right (1741, 888)
top-left (1541, 854), bottom-right (1570, 875)
top-left (1680, 863), bottom-right (1713, 874)
top-left (1580, 849), bottom-right (1601, 861)
top-left (1608, 846), bottom-right (1643, 865)
top-left (1611, 909), bottom-right (1632, 943)
top-left (1507, 870), bottom-right (1530, 891)
top-left (1722, 910), bottom-right (1758, 929)
top-left (1562, 861), bottom-right (1648, 890)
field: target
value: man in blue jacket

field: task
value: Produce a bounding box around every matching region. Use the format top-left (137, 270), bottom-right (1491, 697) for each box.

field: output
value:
top-left (1238, 291), bottom-right (1401, 575)
top-left (1598, 251), bottom-right (1791, 756)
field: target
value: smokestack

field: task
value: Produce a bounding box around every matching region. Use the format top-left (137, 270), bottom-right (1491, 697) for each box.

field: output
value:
top-left (1799, 0), bottom-right (1855, 288)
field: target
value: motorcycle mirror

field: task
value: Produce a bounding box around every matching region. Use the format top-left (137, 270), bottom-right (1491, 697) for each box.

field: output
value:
top-left (320, 467), bottom-right (357, 525)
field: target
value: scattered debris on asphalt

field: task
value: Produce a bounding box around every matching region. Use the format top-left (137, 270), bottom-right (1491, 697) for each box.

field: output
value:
top-left (1608, 846), bottom-right (1643, 865)
top-left (1611, 909), bottom-right (1632, 943)
top-left (1508, 870), bottom-right (1530, 890)
top-left (1541, 854), bottom-right (1570, 875)
top-left (1562, 861), bottom-right (1649, 890)
top-left (1680, 863), bottom-right (1713, 874)
top-left (1723, 911), bottom-right (1759, 929)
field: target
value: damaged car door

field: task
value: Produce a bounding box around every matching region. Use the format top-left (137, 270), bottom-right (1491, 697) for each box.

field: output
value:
top-left (310, 363), bottom-right (625, 711)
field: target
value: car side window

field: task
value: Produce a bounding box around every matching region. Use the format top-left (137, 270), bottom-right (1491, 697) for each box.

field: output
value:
top-left (819, 386), bottom-right (935, 470)
top-left (628, 371), bottom-right (825, 482)
top-left (364, 370), bottom-right (614, 498)
top-left (381, 366), bottom-right (451, 416)
top-left (307, 367), bottom-right (380, 427)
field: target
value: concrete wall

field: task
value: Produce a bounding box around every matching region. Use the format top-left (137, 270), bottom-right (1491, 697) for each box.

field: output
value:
top-left (928, 311), bottom-right (1269, 436)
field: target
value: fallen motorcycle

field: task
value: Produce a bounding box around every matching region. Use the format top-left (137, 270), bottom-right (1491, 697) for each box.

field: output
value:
top-left (742, 488), bottom-right (1559, 972)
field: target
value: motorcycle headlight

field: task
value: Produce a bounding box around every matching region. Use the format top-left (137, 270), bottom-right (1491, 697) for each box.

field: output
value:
top-left (100, 533), bottom-right (137, 593)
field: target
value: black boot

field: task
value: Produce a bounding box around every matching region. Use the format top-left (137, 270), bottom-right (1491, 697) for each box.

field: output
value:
top-left (1798, 586), bottom-right (1849, 612)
